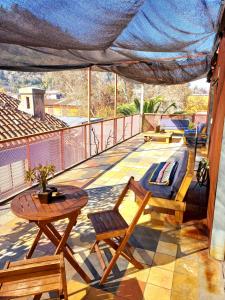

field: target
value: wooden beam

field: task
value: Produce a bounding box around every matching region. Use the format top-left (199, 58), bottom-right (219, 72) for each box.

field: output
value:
top-left (114, 73), bottom-right (118, 118)
top-left (87, 67), bottom-right (91, 123)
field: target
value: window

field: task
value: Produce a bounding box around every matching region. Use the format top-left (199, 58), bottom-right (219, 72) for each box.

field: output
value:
top-left (26, 96), bottom-right (30, 109)
top-left (0, 160), bottom-right (25, 193)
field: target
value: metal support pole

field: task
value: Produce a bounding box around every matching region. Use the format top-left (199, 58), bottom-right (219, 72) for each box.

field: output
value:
top-left (114, 73), bottom-right (118, 118)
top-left (60, 130), bottom-right (65, 170)
top-left (140, 84), bottom-right (144, 132)
top-left (87, 67), bottom-right (92, 157)
top-left (87, 67), bottom-right (91, 123)
top-left (26, 137), bottom-right (31, 169)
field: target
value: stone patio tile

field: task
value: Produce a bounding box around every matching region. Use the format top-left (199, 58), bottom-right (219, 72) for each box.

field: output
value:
top-left (156, 241), bottom-right (178, 257)
top-left (171, 289), bottom-right (198, 300)
top-left (132, 248), bottom-right (155, 266)
top-left (174, 256), bottom-right (199, 275)
top-left (172, 272), bottom-right (198, 294)
top-left (144, 284), bottom-right (171, 300)
top-left (153, 252), bottom-right (175, 271)
top-left (125, 264), bottom-right (151, 283)
top-left (67, 279), bottom-right (90, 299)
top-left (148, 266), bottom-right (173, 289)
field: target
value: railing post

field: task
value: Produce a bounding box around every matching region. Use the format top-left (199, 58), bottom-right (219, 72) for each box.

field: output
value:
top-left (26, 137), bottom-right (31, 169)
top-left (123, 117), bottom-right (126, 140)
top-left (131, 115), bottom-right (133, 137)
top-left (101, 121), bottom-right (104, 152)
top-left (60, 131), bottom-right (65, 170)
top-left (84, 125), bottom-right (87, 160)
top-left (114, 118), bottom-right (117, 145)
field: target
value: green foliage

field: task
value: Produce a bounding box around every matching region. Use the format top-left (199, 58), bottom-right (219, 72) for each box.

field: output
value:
top-left (173, 111), bottom-right (186, 114)
top-left (118, 96), bottom-right (177, 116)
top-left (117, 103), bottom-right (136, 116)
top-left (25, 164), bottom-right (55, 192)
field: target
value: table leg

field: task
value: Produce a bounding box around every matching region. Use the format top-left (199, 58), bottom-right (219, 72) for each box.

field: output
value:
top-left (37, 221), bottom-right (91, 283)
top-left (26, 228), bottom-right (43, 259)
top-left (53, 214), bottom-right (78, 254)
top-left (47, 223), bottom-right (75, 255)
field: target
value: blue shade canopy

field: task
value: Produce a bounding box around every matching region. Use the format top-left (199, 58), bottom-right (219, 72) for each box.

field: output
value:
top-left (0, 0), bottom-right (222, 84)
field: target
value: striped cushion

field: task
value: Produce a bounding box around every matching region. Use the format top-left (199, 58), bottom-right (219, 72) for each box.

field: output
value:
top-left (160, 161), bottom-right (178, 185)
top-left (149, 162), bottom-right (166, 183)
top-left (149, 161), bottom-right (178, 186)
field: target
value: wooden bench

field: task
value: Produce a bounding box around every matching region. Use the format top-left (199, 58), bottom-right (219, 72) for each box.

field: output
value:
top-left (139, 150), bottom-right (194, 225)
top-left (0, 254), bottom-right (68, 300)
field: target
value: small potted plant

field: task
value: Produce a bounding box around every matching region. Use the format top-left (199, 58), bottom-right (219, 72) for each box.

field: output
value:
top-left (25, 164), bottom-right (56, 203)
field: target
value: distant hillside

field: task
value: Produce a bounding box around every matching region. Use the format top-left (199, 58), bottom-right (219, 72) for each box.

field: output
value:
top-left (0, 70), bottom-right (43, 92)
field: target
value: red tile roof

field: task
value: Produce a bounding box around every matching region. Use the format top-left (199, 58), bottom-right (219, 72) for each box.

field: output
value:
top-left (0, 92), bottom-right (68, 141)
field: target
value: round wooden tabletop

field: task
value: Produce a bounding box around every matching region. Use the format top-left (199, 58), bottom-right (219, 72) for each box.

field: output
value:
top-left (11, 185), bottom-right (88, 222)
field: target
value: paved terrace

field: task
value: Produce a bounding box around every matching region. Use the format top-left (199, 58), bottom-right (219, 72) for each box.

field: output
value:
top-left (0, 135), bottom-right (224, 300)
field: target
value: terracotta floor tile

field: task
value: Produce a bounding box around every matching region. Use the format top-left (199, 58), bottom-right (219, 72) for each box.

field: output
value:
top-left (143, 284), bottom-right (171, 300)
top-left (115, 277), bottom-right (146, 300)
top-left (148, 266), bottom-right (173, 289)
top-left (83, 286), bottom-right (116, 300)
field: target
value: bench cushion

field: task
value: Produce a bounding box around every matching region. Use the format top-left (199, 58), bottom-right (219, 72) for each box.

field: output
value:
top-left (160, 119), bottom-right (189, 130)
top-left (140, 150), bottom-right (189, 200)
top-left (140, 163), bottom-right (173, 199)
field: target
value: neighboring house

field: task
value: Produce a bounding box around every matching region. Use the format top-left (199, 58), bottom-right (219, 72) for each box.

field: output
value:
top-left (0, 89), bottom-right (68, 196)
top-left (44, 90), bottom-right (80, 117)
top-left (45, 90), bottom-right (64, 101)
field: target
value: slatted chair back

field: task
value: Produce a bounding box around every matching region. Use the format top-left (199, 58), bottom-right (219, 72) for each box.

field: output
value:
top-left (0, 253), bottom-right (68, 300)
top-left (88, 176), bottom-right (151, 285)
top-left (113, 176), bottom-right (151, 242)
top-left (113, 176), bottom-right (151, 211)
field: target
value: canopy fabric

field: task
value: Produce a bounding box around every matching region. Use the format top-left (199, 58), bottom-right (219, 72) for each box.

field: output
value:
top-left (0, 0), bottom-right (222, 84)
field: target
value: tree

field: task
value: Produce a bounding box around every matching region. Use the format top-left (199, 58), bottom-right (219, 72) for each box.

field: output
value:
top-left (117, 96), bottom-right (177, 116)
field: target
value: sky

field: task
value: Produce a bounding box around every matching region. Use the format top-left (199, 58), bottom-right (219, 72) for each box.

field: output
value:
top-left (189, 78), bottom-right (210, 92)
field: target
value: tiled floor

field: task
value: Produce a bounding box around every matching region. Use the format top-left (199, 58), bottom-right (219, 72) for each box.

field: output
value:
top-left (0, 135), bottom-right (224, 299)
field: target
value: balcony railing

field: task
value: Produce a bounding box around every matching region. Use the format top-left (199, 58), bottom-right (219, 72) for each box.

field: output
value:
top-left (0, 114), bottom-right (141, 203)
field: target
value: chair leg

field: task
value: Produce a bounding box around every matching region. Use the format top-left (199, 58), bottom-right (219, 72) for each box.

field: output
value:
top-left (100, 237), bottom-right (144, 285)
top-left (90, 241), bottom-right (99, 253)
top-left (95, 243), bottom-right (107, 271)
top-left (99, 246), bottom-right (122, 285)
top-left (175, 211), bottom-right (183, 226)
top-left (106, 239), bottom-right (143, 270)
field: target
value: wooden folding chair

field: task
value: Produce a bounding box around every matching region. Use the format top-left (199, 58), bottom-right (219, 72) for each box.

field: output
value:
top-left (0, 253), bottom-right (68, 300)
top-left (88, 176), bottom-right (151, 285)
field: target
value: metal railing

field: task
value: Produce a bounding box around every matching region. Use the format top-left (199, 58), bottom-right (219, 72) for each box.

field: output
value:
top-left (0, 114), bottom-right (141, 203)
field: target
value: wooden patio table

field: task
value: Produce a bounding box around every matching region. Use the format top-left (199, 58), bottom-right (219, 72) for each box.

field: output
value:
top-left (11, 185), bottom-right (91, 283)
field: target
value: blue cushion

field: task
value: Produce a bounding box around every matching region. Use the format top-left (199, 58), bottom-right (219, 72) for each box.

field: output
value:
top-left (160, 119), bottom-right (189, 130)
top-left (197, 123), bottom-right (206, 133)
top-left (184, 129), bottom-right (196, 135)
top-left (140, 163), bottom-right (173, 199)
top-left (139, 150), bottom-right (189, 200)
top-left (170, 150), bottom-right (188, 199)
